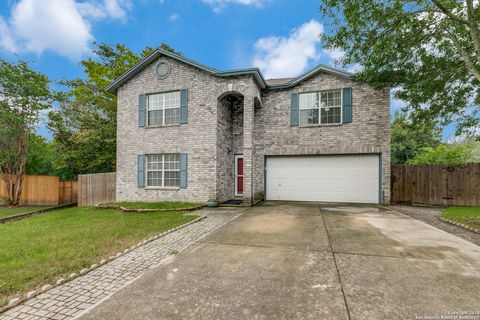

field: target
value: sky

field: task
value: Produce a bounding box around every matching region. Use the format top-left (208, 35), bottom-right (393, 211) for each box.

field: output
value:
top-left (0, 0), bottom-right (455, 140)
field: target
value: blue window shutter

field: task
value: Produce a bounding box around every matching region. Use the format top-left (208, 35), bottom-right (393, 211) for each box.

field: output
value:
top-left (139, 94), bottom-right (146, 127)
top-left (342, 87), bottom-right (352, 123)
top-left (137, 155), bottom-right (145, 188)
top-left (290, 93), bottom-right (299, 126)
top-left (180, 153), bottom-right (188, 189)
top-left (180, 89), bottom-right (188, 124)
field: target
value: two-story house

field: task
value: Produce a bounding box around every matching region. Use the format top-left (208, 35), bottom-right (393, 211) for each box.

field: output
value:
top-left (106, 48), bottom-right (390, 206)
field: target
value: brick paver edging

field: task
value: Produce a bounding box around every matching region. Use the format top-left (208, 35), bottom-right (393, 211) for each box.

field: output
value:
top-left (438, 217), bottom-right (480, 234)
top-left (94, 203), bottom-right (206, 213)
top-left (0, 215), bottom-right (207, 314)
top-left (0, 203), bottom-right (76, 225)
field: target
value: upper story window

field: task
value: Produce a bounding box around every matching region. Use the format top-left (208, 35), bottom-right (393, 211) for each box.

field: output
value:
top-left (299, 89), bottom-right (342, 125)
top-left (147, 91), bottom-right (181, 126)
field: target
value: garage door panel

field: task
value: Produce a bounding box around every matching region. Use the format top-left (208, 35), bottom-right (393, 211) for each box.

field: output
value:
top-left (266, 155), bottom-right (379, 204)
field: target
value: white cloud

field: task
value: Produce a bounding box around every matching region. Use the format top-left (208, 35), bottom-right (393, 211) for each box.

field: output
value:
top-left (253, 20), bottom-right (323, 78)
top-left (323, 47), bottom-right (362, 73)
top-left (0, 17), bottom-right (16, 52)
top-left (324, 47), bottom-right (345, 62)
top-left (0, 0), bottom-right (133, 60)
top-left (78, 0), bottom-right (132, 21)
top-left (168, 14), bottom-right (179, 22)
top-left (203, 0), bottom-right (266, 12)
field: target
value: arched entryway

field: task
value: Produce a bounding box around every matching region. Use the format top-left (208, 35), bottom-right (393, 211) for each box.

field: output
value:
top-left (216, 91), bottom-right (244, 203)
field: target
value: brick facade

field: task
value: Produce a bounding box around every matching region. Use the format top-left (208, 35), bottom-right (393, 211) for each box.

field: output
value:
top-left (115, 53), bottom-right (390, 205)
top-left (255, 73), bottom-right (391, 204)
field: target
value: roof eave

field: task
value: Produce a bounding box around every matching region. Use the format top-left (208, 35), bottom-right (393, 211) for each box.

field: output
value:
top-left (105, 49), bottom-right (354, 94)
top-left (106, 49), bottom-right (161, 94)
top-left (106, 48), bottom-right (220, 94)
top-left (266, 65), bottom-right (355, 90)
top-left (216, 69), bottom-right (267, 89)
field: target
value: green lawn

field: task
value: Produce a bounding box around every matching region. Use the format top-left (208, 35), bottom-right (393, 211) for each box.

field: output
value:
top-left (116, 201), bottom-right (199, 210)
top-left (0, 206), bottom-right (52, 218)
top-left (442, 206), bottom-right (480, 229)
top-left (0, 206), bottom-right (197, 307)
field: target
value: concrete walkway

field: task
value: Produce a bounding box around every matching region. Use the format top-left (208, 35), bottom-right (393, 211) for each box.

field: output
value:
top-left (77, 202), bottom-right (480, 320)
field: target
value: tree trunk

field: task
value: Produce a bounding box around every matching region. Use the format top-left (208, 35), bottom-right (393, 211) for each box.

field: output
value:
top-left (12, 130), bottom-right (27, 206)
top-left (0, 127), bottom-right (28, 206)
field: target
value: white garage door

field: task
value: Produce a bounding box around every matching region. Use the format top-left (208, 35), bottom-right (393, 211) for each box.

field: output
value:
top-left (266, 155), bottom-right (380, 204)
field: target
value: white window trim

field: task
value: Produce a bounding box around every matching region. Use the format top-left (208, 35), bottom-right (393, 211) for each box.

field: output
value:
top-left (145, 154), bottom-right (180, 188)
top-left (299, 89), bottom-right (343, 125)
top-left (146, 91), bottom-right (181, 127)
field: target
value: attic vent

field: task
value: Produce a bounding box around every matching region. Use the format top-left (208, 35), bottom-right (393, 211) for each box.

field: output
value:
top-left (156, 60), bottom-right (171, 80)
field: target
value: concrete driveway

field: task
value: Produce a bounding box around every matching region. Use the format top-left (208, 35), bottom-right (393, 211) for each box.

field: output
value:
top-left (79, 202), bottom-right (480, 320)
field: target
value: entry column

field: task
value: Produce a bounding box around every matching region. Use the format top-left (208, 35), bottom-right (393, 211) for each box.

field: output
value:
top-left (242, 95), bottom-right (255, 206)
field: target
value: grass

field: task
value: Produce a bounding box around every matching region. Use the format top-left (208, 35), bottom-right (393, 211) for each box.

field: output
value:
top-left (115, 201), bottom-right (199, 210)
top-left (0, 206), bottom-right (197, 307)
top-left (0, 206), bottom-right (52, 218)
top-left (442, 206), bottom-right (480, 230)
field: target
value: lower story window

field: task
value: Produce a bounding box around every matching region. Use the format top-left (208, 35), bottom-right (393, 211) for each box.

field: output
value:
top-left (146, 154), bottom-right (180, 187)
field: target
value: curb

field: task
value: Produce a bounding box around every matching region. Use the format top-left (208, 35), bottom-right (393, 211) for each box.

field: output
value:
top-left (0, 203), bottom-right (77, 225)
top-left (0, 215), bottom-right (207, 314)
top-left (438, 217), bottom-right (480, 234)
top-left (94, 203), bottom-right (206, 213)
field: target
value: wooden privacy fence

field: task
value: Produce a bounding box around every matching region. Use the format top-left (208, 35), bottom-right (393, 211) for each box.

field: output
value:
top-left (58, 180), bottom-right (78, 204)
top-left (78, 172), bottom-right (116, 206)
top-left (391, 163), bottom-right (480, 206)
top-left (0, 175), bottom-right (78, 205)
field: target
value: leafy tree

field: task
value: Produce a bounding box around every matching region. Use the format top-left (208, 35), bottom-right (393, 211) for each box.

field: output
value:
top-left (0, 59), bottom-right (56, 205)
top-left (391, 112), bottom-right (442, 164)
top-left (24, 133), bottom-right (76, 179)
top-left (48, 42), bottom-right (180, 176)
top-left (25, 133), bottom-right (55, 175)
top-left (159, 42), bottom-right (182, 56)
top-left (407, 141), bottom-right (478, 164)
top-left (319, 0), bottom-right (480, 136)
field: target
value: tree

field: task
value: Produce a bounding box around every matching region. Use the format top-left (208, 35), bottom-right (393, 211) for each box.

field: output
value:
top-left (24, 134), bottom-right (76, 180)
top-left (48, 42), bottom-right (180, 176)
top-left (25, 133), bottom-right (55, 176)
top-left (391, 112), bottom-right (442, 164)
top-left (407, 141), bottom-right (479, 164)
top-left (159, 42), bottom-right (182, 56)
top-left (319, 0), bottom-right (480, 136)
top-left (0, 59), bottom-right (55, 205)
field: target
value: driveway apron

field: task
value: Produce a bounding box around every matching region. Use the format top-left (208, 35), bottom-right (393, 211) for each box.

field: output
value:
top-left (77, 202), bottom-right (480, 320)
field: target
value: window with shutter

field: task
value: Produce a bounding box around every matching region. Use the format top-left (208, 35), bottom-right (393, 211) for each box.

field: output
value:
top-left (298, 89), bottom-right (342, 125)
top-left (145, 154), bottom-right (180, 187)
top-left (145, 91), bottom-right (181, 126)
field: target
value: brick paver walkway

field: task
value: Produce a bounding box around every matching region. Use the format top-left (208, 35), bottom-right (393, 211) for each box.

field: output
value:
top-left (0, 210), bottom-right (241, 320)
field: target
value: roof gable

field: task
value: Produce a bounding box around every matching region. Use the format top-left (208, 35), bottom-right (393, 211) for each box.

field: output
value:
top-left (106, 48), bottom-right (355, 94)
top-left (265, 65), bottom-right (355, 90)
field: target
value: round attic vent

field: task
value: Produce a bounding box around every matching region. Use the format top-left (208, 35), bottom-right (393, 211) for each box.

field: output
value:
top-left (156, 60), bottom-right (171, 79)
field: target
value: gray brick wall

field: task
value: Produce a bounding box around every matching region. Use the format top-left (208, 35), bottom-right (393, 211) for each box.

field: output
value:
top-left (254, 72), bottom-right (391, 204)
top-left (216, 96), bottom-right (233, 202)
top-left (216, 94), bottom-right (245, 202)
top-left (116, 56), bottom-right (258, 203)
top-left (116, 54), bottom-right (390, 205)
top-left (117, 56), bottom-right (216, 202)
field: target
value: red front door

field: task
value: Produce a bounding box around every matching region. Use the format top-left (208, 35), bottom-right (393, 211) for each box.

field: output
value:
top-left (235, 156), bottom-right (243, 195)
